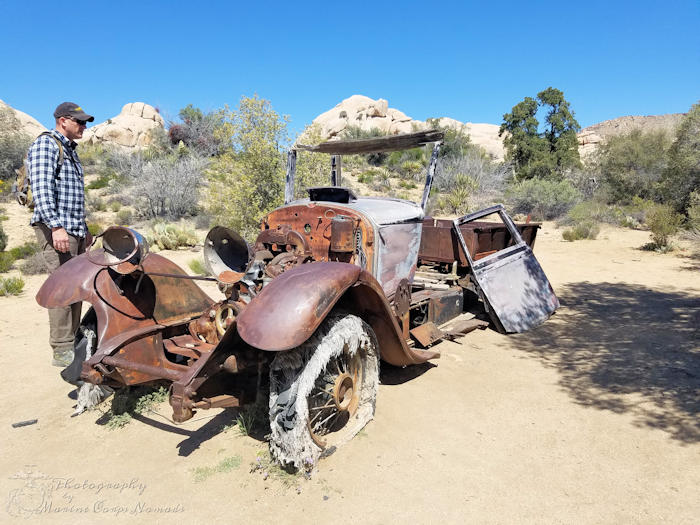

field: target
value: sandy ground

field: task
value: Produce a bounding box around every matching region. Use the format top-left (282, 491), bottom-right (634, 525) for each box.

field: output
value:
top-left (1, 205), bottom-right (698, 524)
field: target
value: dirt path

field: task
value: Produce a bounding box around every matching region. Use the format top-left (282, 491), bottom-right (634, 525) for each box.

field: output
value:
top-left (1, 219), bottom-right (698, 524)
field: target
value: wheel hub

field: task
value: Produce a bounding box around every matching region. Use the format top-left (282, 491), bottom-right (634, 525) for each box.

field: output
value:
top-left (333, 372), bottom-right (354, 411)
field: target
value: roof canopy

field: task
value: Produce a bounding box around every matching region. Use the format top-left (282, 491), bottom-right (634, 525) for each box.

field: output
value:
top-left (295, 129), bottom-right (444, 155)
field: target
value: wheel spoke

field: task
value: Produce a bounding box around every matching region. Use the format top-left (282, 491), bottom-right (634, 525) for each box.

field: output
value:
top-left (309, 402), bottom-right (334, 412)
top-left (313, 410), bottom-right (338, 431)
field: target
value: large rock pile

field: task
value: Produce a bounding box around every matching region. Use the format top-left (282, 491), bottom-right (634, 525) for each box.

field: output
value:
top-left (577, 113), bottom-right (684, 158)
top-left (0, 99), bottom-right (47, 137)
top-left (80, 102), bottom-right (165, 149)
top-left (310, 95), bottom-right (506, 160)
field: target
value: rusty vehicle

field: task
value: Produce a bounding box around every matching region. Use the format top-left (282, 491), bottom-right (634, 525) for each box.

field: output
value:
top-left (36, 130), bottom-right (559, 468)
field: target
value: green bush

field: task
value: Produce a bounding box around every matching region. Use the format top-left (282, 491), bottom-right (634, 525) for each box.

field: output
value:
top-left (506, 178), bottom-right (581, 220)
top-left (9, 242), bottom-right (40, 260)
top-left (0, 241), bottom-right (40, 273)
top-left (116, 208), bottom-right (133, 225)
top-left (687, 191), bottom-right (700, 231)
top-left (87, 223), bottom-right (103, 236)
top-left (0, 276), bottom-right (24, 296)
top-left (0, 252), bottom-right (13, 273)
top-left (562, 221), bottom-right (600, 241)
top-left (0, 222), bottom-right (7, 252)
top-left (86, 173), bottom-right (113, 190)
top-left (104, 385), bottom-right (168, 429)
top-left (657, 102), bottom-right (700, 213)
top-left (146, 222), bottom-right (199, 251)
top-left (188, 258), bottom-right (208, 275)
top-left (109, 200), bottom-right (122, 212)
top-left (596, 129), bottom-right (670, 204)
top-left (647, 204), bottom-right (683, 248)
top-left (357, 170), bottom-right (375, 184)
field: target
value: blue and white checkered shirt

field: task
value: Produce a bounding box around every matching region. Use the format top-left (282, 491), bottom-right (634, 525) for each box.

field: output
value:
top-left (27, 130), bottom-right (87, 238)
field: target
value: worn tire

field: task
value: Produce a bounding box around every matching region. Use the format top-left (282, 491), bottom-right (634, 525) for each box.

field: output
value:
top-left (269, 313), bottom-right (379, 470)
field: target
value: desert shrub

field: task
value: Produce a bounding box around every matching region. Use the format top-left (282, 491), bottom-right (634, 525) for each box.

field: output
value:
top-left (435, 174), bottom-right (479, 215)
top-left (87, 195), bottom-right (106, 211)
top-left (168, 105), bottom-right (228, 157)
top-left (116, 208), bottom-right (133, 225)
top-left (398, 180), bottom-right (416, 189)
top-left (19, 253), bottom-right (47, 274)
top-left (8, 242), bottom-right (40, 260)
top-left (0, 252), bottom-right (13, 272)
top-left (194, 213), bottom-right (212, 230)
top-left (595, 129), bottom-right (670, 204)
top-left (658, 102), bottom-right (700, 213)
top-left (0, 276), bottom-right (24, 296)
top-left (108, 200), bottom-right (122, 212)
top-left (342, 126), bottom-right (389, 166)
top-left (434, 148), bottom-right (509, 211)
top-left (87, 223), bottom-right (103, 236)
top-left (387, 148), bottom-right (426, 170)
top-left (357, 167), bottom-right (390, 185)
top-left (646, 204), bottom-right (683, 248)
top-left (687, 190), bottom-right (700, 231)
top-left (562, 221), bottom-right (600, 241)
top-left (146, 222), bottom-right (199, 251)
top-left (506, 178), bottom-right (581, 220)
top-left (125, 154), bottom-right (208, 219)
top-left (78, 143), bottom-right (105, 168)
top-left (86, 174), bottom-right (112, 190)
top-left (0, 107), bottom-right (33, 185)
top-left (0, 222), bottom-right (7, 252)
top-left (425, 118), bottom-right (475, 159)
top-left (188, 258), bottom-right (208, 275)
top-left (103, 385), bottom-right (168, 429)
top-left (399, 160), bottom-right (424, 180)
top-left (562, 199), bottom-right (616, 226)
top-left (370, 168), bottom-right (392, 191)
top-left (0, 241), bottom-right (41, 272)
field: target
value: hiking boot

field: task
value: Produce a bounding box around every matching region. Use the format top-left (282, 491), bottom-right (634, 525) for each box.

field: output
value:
top-left (52, 348), bottom-right (74, 368)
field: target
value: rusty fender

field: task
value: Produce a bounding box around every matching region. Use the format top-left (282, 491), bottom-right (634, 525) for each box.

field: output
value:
top-left (36, 251), bottom-right (213, 361)
top-left (236, 261), bottom-right (439, 366)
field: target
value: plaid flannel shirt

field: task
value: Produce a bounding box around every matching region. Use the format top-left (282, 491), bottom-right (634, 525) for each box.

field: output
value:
top-left (27, 131), bottom-right (87, 238)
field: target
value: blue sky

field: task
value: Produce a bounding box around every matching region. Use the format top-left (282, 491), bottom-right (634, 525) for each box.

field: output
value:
top-left (1, 0), bottom-right (698, 137)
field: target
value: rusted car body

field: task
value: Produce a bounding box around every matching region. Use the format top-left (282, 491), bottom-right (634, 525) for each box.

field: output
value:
top-left (36, 130), bottom-right (558, 468)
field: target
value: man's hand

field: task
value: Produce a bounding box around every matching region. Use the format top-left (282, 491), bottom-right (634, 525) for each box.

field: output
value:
top-left (51, 227), bottom-right (70, 253)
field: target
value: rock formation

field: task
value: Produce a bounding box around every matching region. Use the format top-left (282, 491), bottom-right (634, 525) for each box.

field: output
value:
top-left (577, 114), bottom-right (684, 158)
top-left (310, 95), bottom-right (506, 160)
top-left (80, 102), bottom-right (165, 149)
top-left (0, 99), bottom-right (47, 137)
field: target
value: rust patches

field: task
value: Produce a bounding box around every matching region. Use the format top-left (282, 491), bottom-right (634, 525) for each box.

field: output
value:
top-left (237, 262), bottom-right (361, 351)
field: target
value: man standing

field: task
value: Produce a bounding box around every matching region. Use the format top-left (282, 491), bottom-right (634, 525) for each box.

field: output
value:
top-left (28, 102), bottom-right (94, 367)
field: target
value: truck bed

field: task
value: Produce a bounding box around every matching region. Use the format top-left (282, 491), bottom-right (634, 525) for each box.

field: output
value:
top-left (418, 217), bottom-right (540, 268)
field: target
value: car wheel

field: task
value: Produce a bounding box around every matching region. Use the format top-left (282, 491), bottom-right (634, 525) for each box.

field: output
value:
top-left (269, 313), bottom-right (379, 470)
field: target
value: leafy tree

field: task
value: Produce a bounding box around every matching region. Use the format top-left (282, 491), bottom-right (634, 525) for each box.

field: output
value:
top-left (499, 88), bottom-right (581, 180)
top-left (595, 129), bottom-right (670, 204)
top-left (425, 118), bottom-right (475, 159)
top-left (207, 95), bottom-right (289, 240)
top-left (168, 104), bottom-right (227, 156)
top-left (658, 101), bottom-right (700, 213)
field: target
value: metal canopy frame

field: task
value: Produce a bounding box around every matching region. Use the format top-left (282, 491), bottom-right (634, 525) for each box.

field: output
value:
top-left (284, 130), bottom-right (444, 211)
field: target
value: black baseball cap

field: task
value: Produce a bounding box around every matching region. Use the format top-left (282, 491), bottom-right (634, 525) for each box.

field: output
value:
top-left (53, 102), bottom-right (94, 122)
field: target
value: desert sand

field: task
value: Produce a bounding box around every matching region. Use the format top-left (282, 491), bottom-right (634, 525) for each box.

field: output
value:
top-left (1, 204), bottom-right (698, 524)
